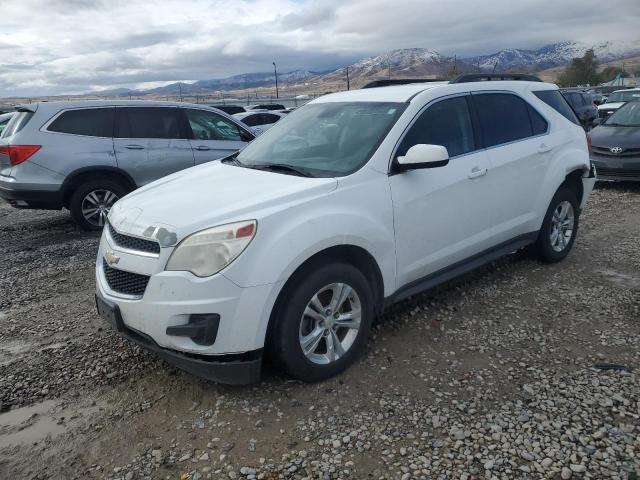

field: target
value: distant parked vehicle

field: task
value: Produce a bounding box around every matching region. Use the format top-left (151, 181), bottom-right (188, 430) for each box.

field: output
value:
top-left (560, 90), bottom-right (598, 128)
top-left (208, 104), bottom-right (246, 115)
top-left (0, 112), bottom-right (14, 135)
top-left (248, 104), bottom-right (286, 111)
top-left (590, 101), bottom-right (640, 182)
top-left (234, 111), bottom-right (285, 136)
top-left (0, 101), bottom-right (254, 230)
top-left (597, 88), bottom-right (640, 120)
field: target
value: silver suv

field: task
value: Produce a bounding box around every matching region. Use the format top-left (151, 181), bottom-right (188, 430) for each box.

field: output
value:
top-left (0, 100), bottom-right (255, 229)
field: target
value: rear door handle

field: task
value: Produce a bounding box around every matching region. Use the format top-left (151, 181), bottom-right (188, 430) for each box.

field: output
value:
top-left (194, 145), bottom-right (211, 151)
top-left (468, 167), bottom-right (488, 179)
top-left (125, 144), bottom-right (144, 150)
top-left (538, 143), bottom-right (553, 153)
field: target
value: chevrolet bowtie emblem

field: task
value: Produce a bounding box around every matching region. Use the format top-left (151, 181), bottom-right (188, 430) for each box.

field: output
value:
top-left (105, 250), bottom-right (120, 266)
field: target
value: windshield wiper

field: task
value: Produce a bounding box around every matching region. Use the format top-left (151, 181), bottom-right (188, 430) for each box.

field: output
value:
top-left (249, 163), bottom-right (314, 177)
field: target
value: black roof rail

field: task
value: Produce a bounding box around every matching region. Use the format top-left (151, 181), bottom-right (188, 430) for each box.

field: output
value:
top-left (362, 78), bottom-right (443, 89)
top-left (449, 73), bottom-right (543, 84)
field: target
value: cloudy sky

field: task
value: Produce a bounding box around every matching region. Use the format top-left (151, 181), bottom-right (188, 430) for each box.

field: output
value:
top-left (1, 0), bottom-right (638, 97)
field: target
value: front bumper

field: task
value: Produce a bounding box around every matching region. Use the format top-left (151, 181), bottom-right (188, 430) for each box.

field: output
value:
top-left (95, 293), bottom-right (262, 384)
top-left (591, 156), bottom-right (640, 182)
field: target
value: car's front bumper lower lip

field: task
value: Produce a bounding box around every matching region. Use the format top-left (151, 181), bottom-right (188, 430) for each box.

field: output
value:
top-left (95, 293), bottom-right (263, 385)
top-left (591, 157), bottom-right (640, 182)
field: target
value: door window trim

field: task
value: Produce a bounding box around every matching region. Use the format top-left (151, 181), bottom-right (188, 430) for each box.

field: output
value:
top-left (180, 107), bottom-right (255, 141)
top-left (114, 106), bottom-right (190, 140)
top-left (388, 92), bottom-right (481, 175)
top-left (469, 90), bottom-right (550, 152)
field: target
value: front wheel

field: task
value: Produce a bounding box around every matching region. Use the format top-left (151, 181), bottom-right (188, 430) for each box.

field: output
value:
top-left (270, 262), bottom-right (375, 382)
top-left (534, 187), bottom-right (579, 263)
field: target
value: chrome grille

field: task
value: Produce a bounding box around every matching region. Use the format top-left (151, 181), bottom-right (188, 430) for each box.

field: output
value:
top-left (102, 259), bottom-right (150, 297)
top-left (108, 223), bottom-right (160, 255)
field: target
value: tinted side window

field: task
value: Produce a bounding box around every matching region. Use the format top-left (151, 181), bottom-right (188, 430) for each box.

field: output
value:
top-left (533, 90), bottom-right (580, 125)
top-left (241, 115), bottom-right (262, 127)
top-left (527, 105), bottom-right (548, 135)
top-left (115, 107), bottom-right (183, 139)
top-left (397, 96), bottom-right (475, 158)
top-left (261, 113), bottom-right (280, 124)
top-left (48, 108), bottom-right (114, 137)
top-left (185, 109), bottom-right (244, 141)
top-left (473, 93), bottom-right (533, 147)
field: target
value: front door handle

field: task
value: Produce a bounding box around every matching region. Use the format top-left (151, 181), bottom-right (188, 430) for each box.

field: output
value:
top-left (538, 143), bottom-right (553, 153)
top-left (125, 144), bottom-right (144, 150)
top-left (194, 145), bottom-right (211, 151)
top-left (468, 167), bottom-right (488, 179)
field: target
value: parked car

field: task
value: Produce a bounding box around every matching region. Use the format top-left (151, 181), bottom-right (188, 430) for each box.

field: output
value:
top-left (248, 104), bottom-right (286, 111)
top-left (586, 90), bottom-right (606, 105)
top-left (590, 101), bottom-right (640, 182)
top-left (96, 79), bottom-right (595, 384)
top-left (233, 111), bottom-right (285, 136)
top-left (560, 89), bottom-right (598, 128)
top-left (208, 104), bottom-right (246, 115)
top-left (0, 112), bottom-right (14, 135)
top-left (0, 101), bottom-right (254, 229)
top-left (597, 88), bottom-right (640, 119)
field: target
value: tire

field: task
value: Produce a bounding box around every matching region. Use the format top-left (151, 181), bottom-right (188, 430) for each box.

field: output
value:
top-left (270, 262), bottom-right (375, 382)
top-left (534, 187), bottom-right (580, 263)
top-left (69, 179), bottom-right (128, 231)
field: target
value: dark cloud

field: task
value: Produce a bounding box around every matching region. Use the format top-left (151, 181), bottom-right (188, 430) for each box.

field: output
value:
top-left (0, 0), bottom-right (638, 97)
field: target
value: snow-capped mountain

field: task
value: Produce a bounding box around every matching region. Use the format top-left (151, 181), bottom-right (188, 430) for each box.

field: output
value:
top-left (467, 41), bottom-right (640, 71)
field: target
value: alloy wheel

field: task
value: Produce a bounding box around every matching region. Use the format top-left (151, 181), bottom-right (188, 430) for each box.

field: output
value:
top-left (549, 200), bottom-right (574, 252)
top-left (81, 189), bottom-right (119, 227)
top-left (298, 282), bottom-right (362, 365)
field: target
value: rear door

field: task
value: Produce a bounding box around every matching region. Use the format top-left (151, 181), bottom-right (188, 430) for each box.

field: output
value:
top-left (183, 108), bottom-right (253, 165)
top-left (471, 92), bottom-right (550, 241)
top-left (113, 107), bottom-right (194, 186)
top-left (389, 95), bottom-right (496, 287)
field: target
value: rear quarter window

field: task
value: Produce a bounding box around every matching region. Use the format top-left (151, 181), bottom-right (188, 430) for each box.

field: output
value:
top-left (1, 111), bottom-right (34, 138)
top-left (533, 90), bottom-right (580, 126)
top-left (48, 108), bottom-right (115, 137)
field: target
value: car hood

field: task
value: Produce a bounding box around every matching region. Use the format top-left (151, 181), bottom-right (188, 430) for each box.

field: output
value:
top-left (108, 162), bottom-right (338, 243)
top-left (590, 125), bottom-right (640, 149)
top-left (598, 102), bottom-right (624, 110)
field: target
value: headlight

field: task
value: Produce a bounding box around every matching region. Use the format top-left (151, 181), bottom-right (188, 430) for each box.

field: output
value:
top-left (166, 220), bottom-right (256, 277)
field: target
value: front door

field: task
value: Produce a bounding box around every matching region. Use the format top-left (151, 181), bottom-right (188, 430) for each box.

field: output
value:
top-left (183, 109), bottom-right (252, 165)
top-left (113, 107), bottom-right (194, 186)
top-left (389, 95), bottom-right (495, 288)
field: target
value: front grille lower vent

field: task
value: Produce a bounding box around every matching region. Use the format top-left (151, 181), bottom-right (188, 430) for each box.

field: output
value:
top-left (103, 259), bottom-right (150, 297)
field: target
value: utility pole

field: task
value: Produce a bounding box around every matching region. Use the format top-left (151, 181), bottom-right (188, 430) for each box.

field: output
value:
top-left (346, 66), bottom-right (350, 91)
top-left (273, 62), bottom-right (279, 99)
top-left (178, 82), bottom-right (183, 102)
top-left (387, 59), bottom-right (391, 79)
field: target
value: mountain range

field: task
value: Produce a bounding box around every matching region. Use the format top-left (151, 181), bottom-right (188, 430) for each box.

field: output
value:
top-left (91, 40), bottom-right (640, 96)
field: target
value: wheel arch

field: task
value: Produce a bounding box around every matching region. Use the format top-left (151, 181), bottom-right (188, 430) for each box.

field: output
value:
top-left (264, 244), bottom-right (385, 351)
top-left (561, 168), bottom-right (585, 206)
top-left (61, 167), bottom-right (137, 208)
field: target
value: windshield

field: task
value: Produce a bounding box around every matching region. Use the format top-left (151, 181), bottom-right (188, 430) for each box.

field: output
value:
top-left (604, 101), bottom-right (640, 127)
top-left (606, 91), bottom-right (640, 103)
top-left (235, 102), bottom-right (406, 177)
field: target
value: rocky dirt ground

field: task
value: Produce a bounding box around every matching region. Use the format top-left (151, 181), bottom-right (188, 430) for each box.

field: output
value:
top-left (0, 183), bottom-right (639, 480)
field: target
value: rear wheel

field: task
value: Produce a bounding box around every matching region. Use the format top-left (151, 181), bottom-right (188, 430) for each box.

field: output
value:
top-left (534, 187), bottom-right (579, 263)
top-left (69, 179), bottom-right (128, 230)
top-left (270, 262), bottom-right (374, 382)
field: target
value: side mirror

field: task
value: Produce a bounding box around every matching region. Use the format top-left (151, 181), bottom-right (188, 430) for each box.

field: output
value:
top-left (397, 144), bottom-right (449, 171)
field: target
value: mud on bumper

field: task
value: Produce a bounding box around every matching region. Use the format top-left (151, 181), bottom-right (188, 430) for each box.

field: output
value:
top-left (95, 294), bottom-right (262, 385)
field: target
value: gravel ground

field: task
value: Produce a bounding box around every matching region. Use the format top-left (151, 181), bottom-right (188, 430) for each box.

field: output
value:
top-left (0, 183), bottom-right (639, 480)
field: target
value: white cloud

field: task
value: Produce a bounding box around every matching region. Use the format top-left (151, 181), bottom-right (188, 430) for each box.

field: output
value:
top-left (0, 0), bottom-right (638, 96)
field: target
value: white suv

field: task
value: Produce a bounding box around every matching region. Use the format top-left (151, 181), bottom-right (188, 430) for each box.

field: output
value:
top-left (95, 76), bottom-right (596, 384)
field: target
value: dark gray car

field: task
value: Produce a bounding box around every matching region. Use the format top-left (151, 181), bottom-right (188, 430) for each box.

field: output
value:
top-left (590, 101), bottom-right (640, 182)
top-left (560, 90), bottom-right (598, 128)
top-left (0, 100), bottom-right (254, 229)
